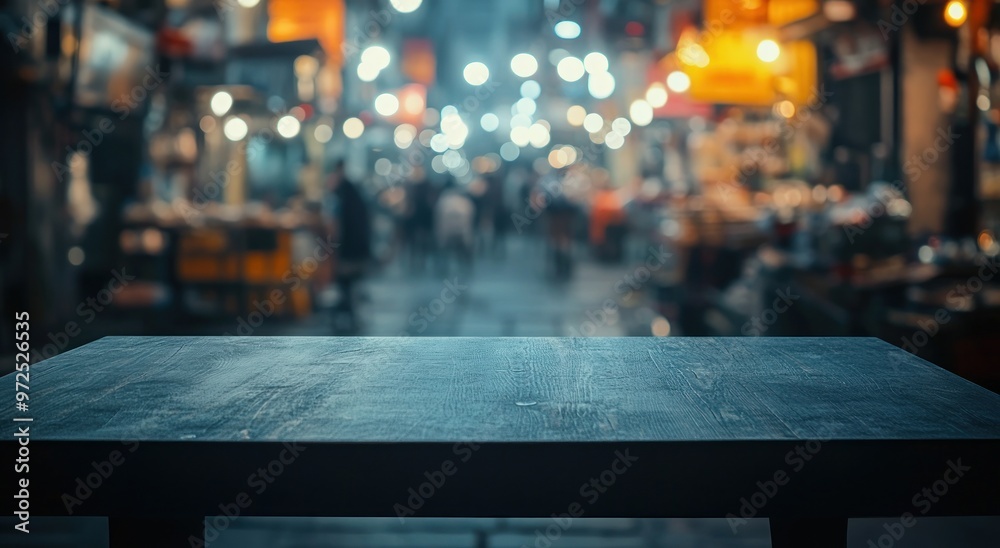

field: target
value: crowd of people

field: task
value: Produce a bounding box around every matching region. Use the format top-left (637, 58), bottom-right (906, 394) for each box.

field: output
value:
top-left (323, 160), bottom-right (637, 331)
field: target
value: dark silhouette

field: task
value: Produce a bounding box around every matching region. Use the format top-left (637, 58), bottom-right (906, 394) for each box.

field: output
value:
top-left (328, 160), bottom-right (371, 333)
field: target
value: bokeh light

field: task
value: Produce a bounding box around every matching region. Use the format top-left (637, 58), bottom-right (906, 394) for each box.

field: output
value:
top-left (313, 124), bottom-right (333, 143)
top-left (375, 93), bottom-right (400, 116)
top-left (646, 83), bottom-right (668, 108)
top-left (223, 117), bottom-right (248, 141)
top-left (389, 0), bottom-right (422, 13)
top-left (511, 53), bottom-right (538, 78)
top-left (481, 113), bottom-right (500, 132)
top-left (361, 46), bottom-right (391, 70)
top-left (554, 21), bottom-right (581, 39)
top-left (210, 91), bottom-right (233, 117)
top-left (500, 142), bottom-right (520, 161)
top-left (756, 39), bottom-right (781, 63)
top-left (567, 105), bottom-right (587, 127)
top-left (588, 71), bottom-right (615, 99)
top-left (629, 100), bottom-right (654, 126)
top-left (584, 52), bottom-right (609, 74)
top-left (521, 80), bottom-right (541, 100)
top-left (343, 117), bottom-right (365, 139)
top-left (583, 113), bottom-right (604, 133)
top-left (276, 115), bottom-right (301, 138)
top-left (557, 56), bottom-right (585, 82)
top-left (666, 71), bottom-right (691, 93)
top-left (464, 62), bottom-right (490, 86)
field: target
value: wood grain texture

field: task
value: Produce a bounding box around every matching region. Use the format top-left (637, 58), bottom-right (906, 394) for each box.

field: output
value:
top-left (2, 337), bottom-right (999, 521)
top-left (6, 336), bottom-right (1000, 442)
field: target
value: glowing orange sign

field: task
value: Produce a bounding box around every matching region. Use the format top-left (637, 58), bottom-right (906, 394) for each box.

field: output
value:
top-left (268, 0), bottom-right (346, 64)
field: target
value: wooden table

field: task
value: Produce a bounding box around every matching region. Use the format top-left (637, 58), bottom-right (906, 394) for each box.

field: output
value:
top-left (4, 336), bottom-right (1000, 547)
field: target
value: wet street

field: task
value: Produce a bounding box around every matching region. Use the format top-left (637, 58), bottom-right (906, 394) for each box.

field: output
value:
top-left (360, 237), bottom-right (654, 338)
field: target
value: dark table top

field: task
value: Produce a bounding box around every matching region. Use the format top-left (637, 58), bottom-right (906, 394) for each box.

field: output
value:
top-left (4, 336), bottom-right (999, 519)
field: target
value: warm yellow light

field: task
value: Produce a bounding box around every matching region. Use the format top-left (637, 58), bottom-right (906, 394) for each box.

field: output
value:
top-left (944, 1), bottom-right (967, 27)
top-left (678, 43), bottom-right (709, 68)
top-left (675, 28), bottom-right (703, 67)
top-left (777, 100), bottom-right (796, 118)
top-left (978, 230), bottom-right (1000, 256)
top-left (651, 316), bottom-right (671, 337)
top-left (548, 148), bottom-right (569, 169)
top-left (294, 55), bottom-right (319, 78)
top-left (757, 39), bottom-right (781, 63)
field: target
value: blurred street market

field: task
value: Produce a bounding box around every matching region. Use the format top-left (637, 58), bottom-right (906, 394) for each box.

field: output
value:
top-left (3, 0), bottom-right (1000, 546)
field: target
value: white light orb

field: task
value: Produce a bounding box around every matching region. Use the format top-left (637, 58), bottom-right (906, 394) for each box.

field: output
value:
top-left (515, 98), bottom-right (537, 116)
top-left (511, 53), bottom-right (538, 78)
top-left (528, 123), bottom-right (551, 148)
top-left (480, 113), bottom-right (500, 132)
top-left (611, 117), bottom-right (632, 136)
top-left (314, 124), bottom-right (333, 143)
top-left (557, 56), bottom-right (585, 82)
top-left (375, 93), bottom-right (400, 116)
top-left (357, 63), bottom-right (380, 82)
top-left (464, 62), bottom-right (490, 86)
top-left (389, 0), bottom-right (422, 14)
top-left (605, 131), bottom-right (625, 150)
top-left (584, 52), bottom-right (609, 74)
top-left (210, 91), bottom-right (233, 117)
top-left (554, 20), bottom-right (581, 39)
top-left (394, 124), bottom-right (417, 148)
top-left (520, 80), bottom-right (541, 100)
top-left (223, 117), bottom-right (248, 141)
top-left (646, 83), bottom-right (668, 108)
top-left (361, 46), bottom-right (391, 70)
top-left (500, 142), bottom-right (520, 161)
top-left (629, 100), bottom-right (654, 126)
top-left (588, 71), bottom-right (615, 99)
top-left (276, 115), bottom-right (301, 138)
top-left (510, 126), bottom-right (531, 148)
top-left (583, 113), bottom-right (604, 133)
top-left (666, 71), bottom-right (691, 93)
top-left (343, 117), bottom-right (365, 139)
top-left (757, 39), bottom-right (780, 63)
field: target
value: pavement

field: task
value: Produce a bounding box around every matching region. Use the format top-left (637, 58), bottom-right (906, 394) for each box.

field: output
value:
top-left (359, 237), bottom-right (657, 338)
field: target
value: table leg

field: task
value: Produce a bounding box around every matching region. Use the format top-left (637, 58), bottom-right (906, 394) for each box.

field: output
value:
top-left (769, 517), bottom-right (847, 548)
top-left (109, 516), bottom-right (204, 547)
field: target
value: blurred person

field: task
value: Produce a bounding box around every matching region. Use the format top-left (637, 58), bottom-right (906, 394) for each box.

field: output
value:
top-left (374, 184), bottom-right (408, 263)
top-left (434, 177), bottom-right (475, 276)
top-left (503, 165), bottom-right (529, 216)
top-left (466, 175), bottom-right (490, 255)
top-left (404, 167), bottom-right (436, 273)
top-left (589, 170), bottom-right (628, 263)
top-left (663, 130), bottom-right (693, 195)
top-left (487, 169), bottom-right (509, 258)
top-left (539, 170), bottom-right (579, 280)
top-left (326, 160), bottom-right (372, 334)
top-left (467, 171), bottom-right (505, 257)
top-left (517, 169), bottom-right (542, 240)
top-left (678, 208), bottom-right (742, 336)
